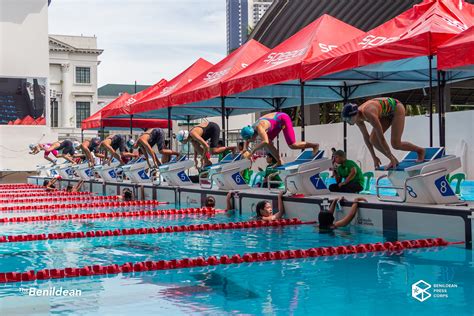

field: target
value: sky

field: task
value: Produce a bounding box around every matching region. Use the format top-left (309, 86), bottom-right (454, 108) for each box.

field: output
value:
top-left (48, 0), bottom-right (227, 87)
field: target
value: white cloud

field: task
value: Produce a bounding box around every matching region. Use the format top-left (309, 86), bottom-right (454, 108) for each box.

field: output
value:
top-left (48, 0), bottom-right (226, 86)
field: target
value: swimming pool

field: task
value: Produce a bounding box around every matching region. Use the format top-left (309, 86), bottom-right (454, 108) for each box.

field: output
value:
top-left (0, 189), bottom-right (472, 315)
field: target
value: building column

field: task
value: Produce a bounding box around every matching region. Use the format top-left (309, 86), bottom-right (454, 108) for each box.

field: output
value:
top-left (61, 63), bottom-right (73, 128)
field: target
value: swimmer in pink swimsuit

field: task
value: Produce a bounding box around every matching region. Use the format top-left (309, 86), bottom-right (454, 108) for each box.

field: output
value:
top-left (241, 112), bottom-right (319, 165)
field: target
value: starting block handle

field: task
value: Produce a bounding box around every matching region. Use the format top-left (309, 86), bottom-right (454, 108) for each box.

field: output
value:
top-left (376, 167), bottom-right (448, 203)
top-left (199, 170), bottom-right (213, 189)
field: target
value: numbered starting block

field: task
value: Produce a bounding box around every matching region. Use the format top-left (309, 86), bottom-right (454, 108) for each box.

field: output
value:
top-left (158, 156), bottom-right (194, 186)
top-left (53, 163), bottom-right (76, 179)
top-left (94, 159), bottom-right (121, 182)
top-left (375, 147), bottom-right (461, 204)
top-left (121, 157), bottom-right (153, 183)
top-left (36, 164), bottom-right (58, 178)
top-left (273, 150), bottom-right (331, 195)
top-left (200, 153), bottom-right (251, 190)
top-left (73, 162), bottom-right (95, 181)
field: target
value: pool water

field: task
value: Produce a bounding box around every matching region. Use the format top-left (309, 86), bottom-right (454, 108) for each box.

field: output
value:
top-left (0, 191), bottom-right (472, 315)
top-left (0, 231), bottom-right (471, 315)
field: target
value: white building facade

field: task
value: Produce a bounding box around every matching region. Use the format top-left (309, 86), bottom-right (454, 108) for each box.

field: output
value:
top-left (49, 35), bottom-right (103, 136)
top-left (248, 0), bottom-right (273, 28)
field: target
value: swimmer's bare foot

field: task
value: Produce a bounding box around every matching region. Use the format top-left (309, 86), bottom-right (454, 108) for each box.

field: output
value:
top-left (384, 158), bottom-right (399, 170)
top-left (312, 144), bottom-right (320, 156)
top-left (416, 148), bottom-right (425, 163)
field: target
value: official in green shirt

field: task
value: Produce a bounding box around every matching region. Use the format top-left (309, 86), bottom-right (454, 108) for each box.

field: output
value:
top-left (329, 150), bottom-right (364, 193)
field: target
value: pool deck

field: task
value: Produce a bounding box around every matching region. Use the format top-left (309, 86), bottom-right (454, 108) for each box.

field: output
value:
top-left (27, 176), bottom-right (474, 249)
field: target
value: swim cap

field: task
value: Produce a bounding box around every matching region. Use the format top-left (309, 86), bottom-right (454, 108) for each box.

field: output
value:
top-left (28, 144), bottom-right (36, 150)
top-left (240, 125), bottom-right (255, 140)
top-left (176, 130), bottom-right (189, 143)
top-left (341, 103), bottom-right (358, 119)
top-left (72, 141), bottom-right (81, 149)
top-left (127, 139), bottom-right (135, 148)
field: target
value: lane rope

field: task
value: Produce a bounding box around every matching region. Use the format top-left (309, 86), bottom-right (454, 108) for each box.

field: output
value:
top-left (0, 237), bottom-right (457, 283)
top-left (0, 200), bottom-right (168, 212)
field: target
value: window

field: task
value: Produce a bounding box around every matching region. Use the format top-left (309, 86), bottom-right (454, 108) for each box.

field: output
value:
top-left (76, 101), bottom-right (90, 128)
top-left (50, 100), bottom-right (58, 127)
top-left (75, 67), bottom-right (91, 84)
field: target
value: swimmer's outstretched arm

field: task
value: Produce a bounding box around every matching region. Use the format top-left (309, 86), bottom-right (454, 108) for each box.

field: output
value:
top-left (273, 191), bottom-right (285, 220)
top-left (226, 191), bottom-right (234, 211)
top-left (334, 197), bottom-right (367, 228)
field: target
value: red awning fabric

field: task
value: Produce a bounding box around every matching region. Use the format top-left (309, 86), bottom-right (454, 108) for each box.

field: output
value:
top-left (170, 40), bottom-right (269, 106)
top-left (438, 26), bottom-right (474, 70)
top-left (129, 58), bottom-right (214, 115)
top-left (81, 93), bottom-right (132, 129)
top-left (222, 15), bottom-right (364, 96)
top-left (302, 0), bottom-right (474, 80)
top-left (101, 79), bottom-right (168, 118)
top-left (101, 118), bottom-right (171, 129)
top-left (35, 117), bottom-right (46, 125)
top-left (20, 115), bottom-right (35, 125)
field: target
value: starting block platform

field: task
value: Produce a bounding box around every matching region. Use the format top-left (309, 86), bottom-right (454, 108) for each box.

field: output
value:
top-left (158, 155), bottom-right (194, 186)
top-left (200, 153), bottom-right (251, 190)
top-left (94, 159), bottom-right (121, 182)
top-left (376, 148), bottom-right (461, 204)
top-left (121, 157), bottom-right (154, 184)
top-left (273, 150), bottom-right (332, 195)
top-left (73, 162), bottom-right (95, 181)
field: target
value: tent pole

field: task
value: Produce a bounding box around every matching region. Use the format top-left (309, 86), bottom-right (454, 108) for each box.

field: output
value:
top-left (129, 115), bottom-right (133, 137)
top-left (81, 129), bottom-right (84, 142)
top-left (167, 107), bottom-right (172, 141)
top-left (100, 121), bottom-right (104, 140)
top-left (343, 83), bottom-right (349, 153)
top-left (300, 80), bottom-right (306, 142)
top-left (187, 115), bottom-right (190, 157)
top-left (438, 71), bottom-right (446, 147)
top-left (428, 55), bottom-right (433, 147)
top-left (221, 96), bottom-right (226, 145)
top-left (225, 109), bottom-right (229, 147)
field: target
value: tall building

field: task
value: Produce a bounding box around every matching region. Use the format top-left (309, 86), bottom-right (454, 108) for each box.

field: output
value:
top-left (248, 0), bottom-right (273, 29)
top-left (226, 0), bottom-right (249, 54)
top-left (49, 35), bottom-right (103, 134)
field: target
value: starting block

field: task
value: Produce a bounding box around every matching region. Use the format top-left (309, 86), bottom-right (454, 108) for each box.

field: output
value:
top-left (94, 159), bottom-right (121, 182)
top-left (375, 147), bottom-right (461, 204)
top-left (36, 164), bottom-right (58, 178)
top-left (73, 162), bottom-right (95, 181)
top-left (200, 153), bottom-right (251, 190)
top-left (53, 163), bottom-right (76, 179)
top-left (121, 157), bottom-right (154, 183)
top-left (273, 150), bottom-right (331, 195)
top-left (158, 155), bottom-right (193, 186)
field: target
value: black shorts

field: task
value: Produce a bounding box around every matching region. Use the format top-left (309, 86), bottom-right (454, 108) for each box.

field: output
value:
top-left (57, 140), bottom-right (74, 156)
top-left (111, 134), bottom-right (126, 152)
top-left (200, 122), bottom-right (220, 149)
top-left (147, 128), bottom-right (164, 151)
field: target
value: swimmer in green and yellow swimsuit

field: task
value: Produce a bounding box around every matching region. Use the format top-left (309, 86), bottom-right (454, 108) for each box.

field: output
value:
top-left (341, 97), bottom-right (425, 170)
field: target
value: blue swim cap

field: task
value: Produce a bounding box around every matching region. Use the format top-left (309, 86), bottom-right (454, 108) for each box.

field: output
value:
top-left (240, 125), bottom-right (255, 140)
top-left (341, 103), bottom-right (358, 119)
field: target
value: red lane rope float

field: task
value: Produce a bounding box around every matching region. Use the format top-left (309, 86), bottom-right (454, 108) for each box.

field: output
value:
top-left (0, 195), bottom-right (120, 204)
top-left (0, 191), bottom-right (92, 198)
top-left (0, 238), bottom-right (455, 283)
top-left (0, 184), bottom-right (40, 189)
top-left (0, 200), bottom-right (168, 212)
top-left (0, 218), bottom-right (306, 243)
top-left (0, 207), bottom-right (221, 223)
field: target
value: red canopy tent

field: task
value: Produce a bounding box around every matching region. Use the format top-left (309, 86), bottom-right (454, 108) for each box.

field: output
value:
top-left (301, 0), bottom-right (474, 147)
top-left (101, 79), bottom-right (168, 118)
top-left (222, 15), bottom-right (364, 96)
top-left (20, 115), bottom-right (35, 125)
top-left (438, 26), bottom-right (474, 70)
top-left (170, 40), bottom-right (269, 107)
top-left (302, 0), bottom-right (474, 80)
top-left (81, 93), bottom-right (132, 130)
top-left (129, 58), bottom-right (214, 116)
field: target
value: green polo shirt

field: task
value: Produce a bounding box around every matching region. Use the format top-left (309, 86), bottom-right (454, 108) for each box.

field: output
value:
top-left (336, 159), bottom-right (364, 186)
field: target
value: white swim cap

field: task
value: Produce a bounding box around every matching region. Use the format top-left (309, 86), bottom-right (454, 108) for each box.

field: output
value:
top-left (127, 139), bottom-right (135, 148)
top-left (29, 144), bottom-right (36, 150)
top-left (176, 130), bottom-right (189, 143)
top-left (73, 141), bottom-right (81, 149)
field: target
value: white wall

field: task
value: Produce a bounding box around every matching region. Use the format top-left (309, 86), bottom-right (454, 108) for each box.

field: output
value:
top-left (276, 111), bottom-right (474, 178)
top-left (0, 0), bottom-right (49, 79)
top-left (0, 125), bottom-right (58, 171)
